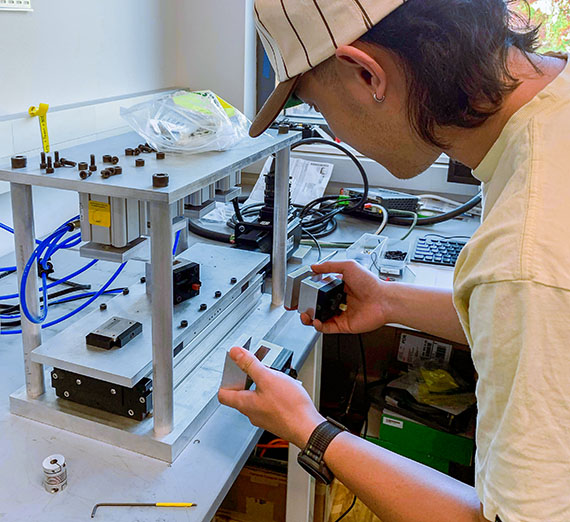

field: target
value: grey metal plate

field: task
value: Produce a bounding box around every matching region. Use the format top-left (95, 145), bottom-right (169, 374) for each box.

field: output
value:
top-left (31, 243), bottom-right (269, 387)
top-left (0, 130), bottom-right (300, 203)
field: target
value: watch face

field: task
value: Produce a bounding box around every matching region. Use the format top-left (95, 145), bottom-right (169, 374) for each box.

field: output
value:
top-left (297, 454), bottom-right (333, 485)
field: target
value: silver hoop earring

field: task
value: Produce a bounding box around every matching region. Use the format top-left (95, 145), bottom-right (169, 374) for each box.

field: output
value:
top-left (373, 93), bottom-right (385, 104)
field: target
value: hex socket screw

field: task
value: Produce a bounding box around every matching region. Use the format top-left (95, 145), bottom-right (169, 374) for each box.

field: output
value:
top-left (230, 277), bottom-right (237, 284)
top-left (40, 152), bottom-right (47, 169)
top-left (180, 320), bottom-right (188, 328)
top-left (102, 155), bottom-right (112, 164)
top-left (89, 154), bottom-right (97, 171)
top-left (135, 158), bottom-right (145, 167)
top-left (79, 170), bottom-right (92, 180)
top-left (46, 156), bottom-right (54, 174)
top-left (111, 156), bottom-right (119, 165)
top-left (214, 290), bottom-right (222, 298)
top-left (199, 304), bottom-right (208, 311)
top-left (78, 162), bottom-right (88, 171)
top-left (156, 151), bottom-right (165, 160)
top-left (54, 151), bottom-right (61, 167)
top-left (125, 148), bottom-right (134, 156)
top-left (11, 155), bottom-right (27, 169)
top-left (99, 303), bottom-right (107, 311)
top-left (61, 158), bottom-right (77, 167)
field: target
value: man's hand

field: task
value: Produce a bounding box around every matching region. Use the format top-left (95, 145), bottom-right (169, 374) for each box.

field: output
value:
top-left (218, 346), bottom-right (325, 449)
top-left (301, 260), bottom-right (391, 334)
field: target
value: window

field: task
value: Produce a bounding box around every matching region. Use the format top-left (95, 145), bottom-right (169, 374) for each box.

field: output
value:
top-left (518, 0), bottom-right (570, 52)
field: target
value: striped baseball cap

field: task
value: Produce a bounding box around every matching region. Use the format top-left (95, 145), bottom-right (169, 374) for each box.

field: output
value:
top-left (250, 0), bottom-right (406, 137)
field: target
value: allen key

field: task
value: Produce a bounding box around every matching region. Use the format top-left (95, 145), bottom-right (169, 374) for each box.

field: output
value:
top-left (91, 502), bottom-right (197, 518)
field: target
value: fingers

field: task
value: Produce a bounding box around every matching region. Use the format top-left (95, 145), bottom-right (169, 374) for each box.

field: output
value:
top-left (311, 260), bottom-right (357, 275)
top-left (300, 312), bottom-right (341, 334)
top-left (218, 388), bottom-right (256, 413)
top-left (229, 346), bottom-right (267, 384)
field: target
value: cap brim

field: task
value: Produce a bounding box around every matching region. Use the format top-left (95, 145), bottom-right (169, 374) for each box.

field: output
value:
top-left (249, 76), bottom-right (301, 138)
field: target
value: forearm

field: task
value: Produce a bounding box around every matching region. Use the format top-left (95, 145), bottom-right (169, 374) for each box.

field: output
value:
top-left (324, 432), bottom-right (485, 522)
top-left (385, 283), bottom-right (468, 344)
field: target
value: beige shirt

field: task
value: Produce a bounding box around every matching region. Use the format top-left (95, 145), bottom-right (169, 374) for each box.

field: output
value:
top-left (453, 57), bottom-right (570, 522)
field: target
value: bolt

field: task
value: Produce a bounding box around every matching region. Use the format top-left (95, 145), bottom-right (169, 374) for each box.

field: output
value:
top-left (90, 154), bottom-right (96, 166)
top-left (122, 288), bottom-right (129, 295)
top-left (53, 151), bottom-right (60, 167)
top-left (238, 225), bottom-right (246, 233)
top-left (79, 170), bottom-right (91, 180)
top-left (63, 391), bottom-right (70, 398)
top-left (135, 158), bottom-right (145, 167)
top-left (102, 154), bottom-right (112, 163)
top-left (230, 277), bottom-right (237, 284)
top-left (214, 290), bottom-right (222, 298)
top-left (180, 320), bottom-right (188, 328)
top-left (156, 151), bottom-right (165, 160)
top-left (113, 166), bottom-right (122, 175)
top-left (110, 388), bottom-right (116, 395)
top-left (40, 152), bottom-right (47, 169)
top-left (125, 148), bottom-right (134, 156)
top-left (128, 409), bottom-right (134, 417)
top-left (76, 379), bottom-right (82, 386)
top-left (152, 173), bottom-right (169, 188)
top-left (100, 303), bottom-right (107, 311)
top-left (140, 276), bottom-right (146, 284)
top-left (89, 164), bottom-right (97, 172)
top-left (61, 158), bottom-right (77, 167)
top-left (199, 303), bottom-right (207, 311)
top-left (78, 161), bottom-right (88, 171)
top-left (133, 148), bottom-right (141, 156)
top-left (46, 156), bottom-right (54, 174)
top-left (52, 372), bottom-right (58, 380)
top-left (101, 169), bottom-right (112, 179)
top-left (278, 124), bottom-right (289, 135)
top-left (111, 156), bottom-right (119, 165)
top-left (139, 397), bottom-right (146, 404)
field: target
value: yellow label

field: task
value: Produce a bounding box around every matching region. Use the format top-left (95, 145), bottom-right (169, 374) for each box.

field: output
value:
top-left (88, 200), bottom-right (111, 228)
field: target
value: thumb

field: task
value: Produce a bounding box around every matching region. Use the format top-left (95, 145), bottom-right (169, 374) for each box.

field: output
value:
top-left (229, 346), bottom-right (268, 385)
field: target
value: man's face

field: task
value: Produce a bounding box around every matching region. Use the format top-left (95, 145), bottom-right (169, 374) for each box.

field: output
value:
top-left (294, 51), bottom-right (441, 179)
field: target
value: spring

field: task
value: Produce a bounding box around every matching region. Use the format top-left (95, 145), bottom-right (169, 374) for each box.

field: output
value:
top-left (42, 454), bottom-right (67, 494)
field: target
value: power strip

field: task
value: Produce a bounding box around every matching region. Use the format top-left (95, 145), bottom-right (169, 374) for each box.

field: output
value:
top-left (0, 0), bottom-right (32, 11)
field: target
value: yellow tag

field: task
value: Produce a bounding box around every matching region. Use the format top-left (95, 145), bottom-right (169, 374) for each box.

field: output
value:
top-left (88, 201), bottom-right (111, 228)
top-left (28, 103), bottom-right (50, 153)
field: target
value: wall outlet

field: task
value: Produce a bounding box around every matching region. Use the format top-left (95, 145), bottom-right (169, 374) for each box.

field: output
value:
top-left (0, 0), bottom-right (32, 11)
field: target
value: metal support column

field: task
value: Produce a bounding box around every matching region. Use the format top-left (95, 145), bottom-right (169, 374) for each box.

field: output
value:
top-left (286, 335), bottom-right (323, 522)
top-left (10, 183), bottom-right (45, 398)
top-left (150, 200), bottom-right (174, 436)
top-left (272, 147), bottom-right (290, 306)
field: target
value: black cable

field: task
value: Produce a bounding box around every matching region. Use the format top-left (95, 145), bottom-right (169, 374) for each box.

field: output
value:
top-left (232, 197), bottom-right (245, 223)
top-left (0, 269), bottom-right (16, 282)
top-left (335, 495), bottom-right (357, 522)
top-left (304, 229), bottom-right (322, 261)
top-left (0, 288), bottom-right (125, 328)
top-left (389, 192), bottom-right (482, 226)
top-left (187, 218), bottom-right (232, 243)
top-left (0, 286), bottom-right (85, 316)
top-left (46, 274), bottom-right (91, 291)
top-left (358, 334), bottom-right (370, 439)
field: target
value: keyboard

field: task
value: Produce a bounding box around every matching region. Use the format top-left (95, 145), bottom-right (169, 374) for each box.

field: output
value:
top-left (412, 236), bottom-right (467, 267)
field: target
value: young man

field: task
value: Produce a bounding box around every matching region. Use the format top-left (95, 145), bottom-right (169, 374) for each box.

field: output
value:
top-left (219, 1), bottom-right (570, 521)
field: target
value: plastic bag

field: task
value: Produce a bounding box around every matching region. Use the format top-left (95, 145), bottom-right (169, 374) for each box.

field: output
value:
top-left (120, 90), bottom-right (252, 154)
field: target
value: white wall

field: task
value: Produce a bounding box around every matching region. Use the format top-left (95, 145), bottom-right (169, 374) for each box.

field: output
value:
top-left (174, 0), bottom-right (257, 119)
top-left (0, 0), bottom-right (179, 116)
top-left (0, 0), bottom-right (184, 258)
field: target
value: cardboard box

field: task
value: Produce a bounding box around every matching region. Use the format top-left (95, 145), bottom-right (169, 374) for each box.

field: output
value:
top-left (215, 466), bottom-right (287, 522)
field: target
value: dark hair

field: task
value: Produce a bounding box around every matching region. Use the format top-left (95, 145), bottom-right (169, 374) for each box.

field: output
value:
top-left (359, 0), bottom-right (540, 148)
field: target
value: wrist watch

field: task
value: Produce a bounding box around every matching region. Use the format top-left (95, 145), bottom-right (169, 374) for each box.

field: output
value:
top-left (297, 417), bottom-right (347, 484)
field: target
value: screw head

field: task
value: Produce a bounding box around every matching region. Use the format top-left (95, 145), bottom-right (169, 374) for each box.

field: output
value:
top-left (135, 158), bottom-right (145, 167)
top-left (214, 290), bottom-right (222, 298)
top-left (128, 409), bottom-right (135, 417)
top-left (230, 277), bottom-right (237, 284)
top-left (100, 303), bottom-right (107, 311)
top-left (180, 320), bottom-right (188, 328)
top-left (110, 388), bottom-right (117, 395)
top-left (63, 391), bottom-right (70, 398)
top-left (122, 288), bottom-right (130, 295)
top-left (75, 379), bottom-right (82, 386)
top-left (156, 151), bottom-right (166, 160)
top-left (238, 225), bottom-right (246, 233)
top-left (199, 303), bottom-right (207, 311)
top-left (140, 276), bottom-right (146, 284)
top-left (139, 397), bottom-right (146, 404)
top-left (52, 372), bottom-right (58, 380)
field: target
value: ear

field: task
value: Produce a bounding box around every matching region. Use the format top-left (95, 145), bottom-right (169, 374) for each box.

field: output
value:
top-left (334, 45), bottom-right (387, 100)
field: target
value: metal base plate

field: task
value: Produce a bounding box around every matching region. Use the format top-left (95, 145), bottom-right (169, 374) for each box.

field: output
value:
top-left (11, 295), bottom-right (290, 462)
